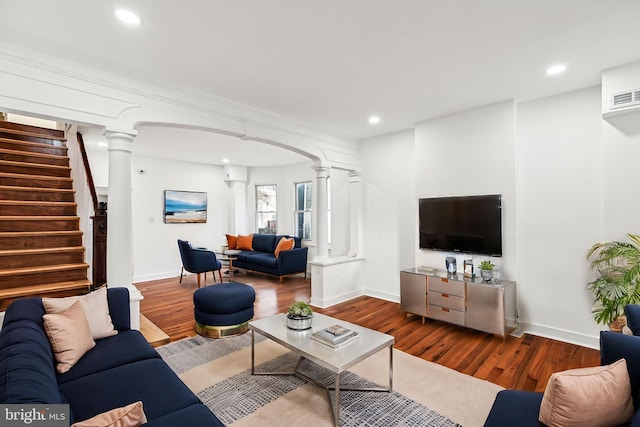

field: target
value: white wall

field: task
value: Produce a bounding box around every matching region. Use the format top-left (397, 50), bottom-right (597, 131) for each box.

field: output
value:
top-left (414, 101), bottom-right (517, 280)
top-left (130, 156), bottom-right (228, 282)
top-left (516, 87), bottom-right (603, 345)
top-left (360, 129), bottom-right (416, 302)
top-left (358, 80), bottom-right (640, 348)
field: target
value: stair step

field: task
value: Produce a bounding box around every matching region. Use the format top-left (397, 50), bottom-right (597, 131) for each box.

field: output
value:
top-left (0, 122), bottom-right (65, 141)
top-left (0, 200), bottom-right (77, 216)
top-left (0, 130), bottom-right (66, 147)
top-left (0, 246), bottom-right (85, 269)
top-left (0, 159), bottom-right (70, 177)
top-left (0, 263), bottom-right (90, 289)
top-left (0, 230), bottom-right (83, 249)
top-left (0, 216), bottom-right (80, 232)
top-left (0, 172), bottom-right (73, 189)
top-left (0, 280), bottom-right (91, 311)
top-left (0, 185), bottom-right (75, 202)
top-left (0, 147), bottom-right (69, 167)
top-left (0, 137), bottom-right (68, 156)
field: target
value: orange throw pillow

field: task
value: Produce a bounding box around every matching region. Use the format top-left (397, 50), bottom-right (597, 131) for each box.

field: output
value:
top-left (226, 234), bottom-right (238, 250)
top-left (275, 237), bottom-right (294, 258)
top-left (236, 234), bottom-right (254, 251)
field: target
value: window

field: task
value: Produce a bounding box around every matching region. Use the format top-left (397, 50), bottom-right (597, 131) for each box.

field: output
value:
top-left (256, 184), bottom-right (277, 234)
top-left (295, 182), bottom-right (312, 240)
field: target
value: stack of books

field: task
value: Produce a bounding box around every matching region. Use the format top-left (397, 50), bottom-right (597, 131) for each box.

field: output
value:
top-left (311, 324), bottom-right (358, 348)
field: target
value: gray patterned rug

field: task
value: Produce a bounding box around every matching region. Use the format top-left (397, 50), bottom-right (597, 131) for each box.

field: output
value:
top-left (157, 334), bottom-right (500, 426)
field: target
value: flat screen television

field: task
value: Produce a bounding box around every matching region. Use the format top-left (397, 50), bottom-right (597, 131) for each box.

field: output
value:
top-left (419, 194), bottom-right (502, 256)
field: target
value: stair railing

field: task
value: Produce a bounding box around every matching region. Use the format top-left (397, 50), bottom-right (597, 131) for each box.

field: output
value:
top-left (75, 131), bottom-right (107, 289)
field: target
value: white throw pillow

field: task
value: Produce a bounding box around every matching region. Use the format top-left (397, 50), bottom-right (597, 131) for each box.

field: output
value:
top-left (43, 286), bottom-right (117, 340)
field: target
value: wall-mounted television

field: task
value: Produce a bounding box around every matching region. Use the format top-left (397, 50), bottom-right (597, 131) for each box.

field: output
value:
top-left (419, 194), bottom-right (502, 256)
top-left (164, 190), bottom-right (207, 224)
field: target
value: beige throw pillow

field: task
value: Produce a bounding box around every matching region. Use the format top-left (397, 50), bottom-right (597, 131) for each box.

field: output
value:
top-left (43, 286), bottom-right (117, 340)
top-left (539, 358), bottom-right (634, 427)
top-left (43, 300), bottom-right (96, 374)
top-left (71, 401), bottom-right (147, 427)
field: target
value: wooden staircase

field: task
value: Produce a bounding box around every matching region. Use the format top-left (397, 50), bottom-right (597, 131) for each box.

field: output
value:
top-left (0, 121), bottom-right (90, 311)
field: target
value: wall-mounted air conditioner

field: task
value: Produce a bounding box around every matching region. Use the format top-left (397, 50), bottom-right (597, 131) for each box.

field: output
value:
top-left (610, 88), bottom-right (640, 110)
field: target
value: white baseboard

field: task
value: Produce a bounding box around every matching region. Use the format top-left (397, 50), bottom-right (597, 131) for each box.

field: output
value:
top-left (364, 288), bottom-right (400, 304)
top-left (311, 289), bottom-right (363, 308)
top-left (133, 271), bottom-right (180, 284)
top-left (520, 321), bottom-right (600, 350)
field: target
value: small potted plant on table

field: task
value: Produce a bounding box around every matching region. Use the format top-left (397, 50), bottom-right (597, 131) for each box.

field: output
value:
top-left (478, 260), bottom-right (495, 283)
top-left (286, 301), bottom-right (313, 330)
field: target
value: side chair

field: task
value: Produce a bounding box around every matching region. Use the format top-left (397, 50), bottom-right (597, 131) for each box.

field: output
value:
top-left (177, 239), bottom-right (223, 287)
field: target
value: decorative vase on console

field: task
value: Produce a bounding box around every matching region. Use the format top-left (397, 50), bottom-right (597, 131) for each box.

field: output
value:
top-left (445, 256), bottom-right (457, 275)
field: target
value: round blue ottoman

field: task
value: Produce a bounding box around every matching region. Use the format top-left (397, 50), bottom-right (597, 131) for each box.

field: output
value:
top-left (193, 282), bottom-right (256, 338)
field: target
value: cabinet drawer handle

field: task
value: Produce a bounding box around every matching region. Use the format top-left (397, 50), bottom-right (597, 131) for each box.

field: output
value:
top-left (442, 293), bottom-right (449, 298)
top-left (442, 307), bottom-right (449, 312)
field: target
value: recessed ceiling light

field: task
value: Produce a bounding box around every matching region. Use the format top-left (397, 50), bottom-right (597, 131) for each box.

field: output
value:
top-left (368, 116), bottom-right (380, 124)
top-left (115, 9), bottom-right (141, 25)
top-left (545, 64), bottom-right (567, 76)
top-left (222, 158), bottom-right (230, 164)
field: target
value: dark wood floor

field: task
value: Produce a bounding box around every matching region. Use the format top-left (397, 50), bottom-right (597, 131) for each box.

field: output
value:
top-left (137, 271), bottom-right (599, 392)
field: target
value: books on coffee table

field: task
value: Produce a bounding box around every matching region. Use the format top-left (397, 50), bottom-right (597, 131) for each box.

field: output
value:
top-left (311, 324), bottom-right (358, 348)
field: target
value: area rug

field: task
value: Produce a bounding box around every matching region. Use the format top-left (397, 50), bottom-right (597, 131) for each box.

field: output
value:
top-left (157, 334), bottom-right (502, 426)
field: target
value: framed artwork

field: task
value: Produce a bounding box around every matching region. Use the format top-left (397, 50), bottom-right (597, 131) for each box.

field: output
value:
top-left (163, 190), bottom-right (207, 223)
top-left (463, 259), bottom-right (474, 278)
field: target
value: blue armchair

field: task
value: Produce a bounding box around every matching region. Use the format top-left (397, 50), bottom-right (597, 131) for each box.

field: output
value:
top-left (177, 239), bottom-right (222, 288)
top-left (484, 327), bottom-right (640, 426)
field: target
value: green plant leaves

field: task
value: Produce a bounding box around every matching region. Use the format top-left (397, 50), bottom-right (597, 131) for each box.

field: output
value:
top-left (587, 234), bottom-right (640, 325)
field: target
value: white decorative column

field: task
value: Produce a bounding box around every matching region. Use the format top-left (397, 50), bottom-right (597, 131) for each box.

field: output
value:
top-left (313, 165), bottom-right (330, 261)
top-left (104, 130), bottom-right (143, 330)
top-left (348, 171), bottom-right (363, 257)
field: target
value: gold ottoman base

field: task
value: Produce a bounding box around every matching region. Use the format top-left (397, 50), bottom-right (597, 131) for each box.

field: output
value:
top-left (195, 321), bottom-right (249, 338)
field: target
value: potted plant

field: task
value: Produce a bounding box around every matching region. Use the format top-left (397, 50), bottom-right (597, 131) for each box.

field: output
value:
top-left (478, 260), bottom-right (495, 282)
top-left (286, 301), bottom-right (313, 330)
top-left (586, 234), bottom-right (640, 330)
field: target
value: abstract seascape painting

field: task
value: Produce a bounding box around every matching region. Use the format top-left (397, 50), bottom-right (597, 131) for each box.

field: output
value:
top-left (163, 190), bottom-right (207, 223)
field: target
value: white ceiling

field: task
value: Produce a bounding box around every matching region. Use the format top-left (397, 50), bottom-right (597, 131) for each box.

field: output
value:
top-left (2, 1), bottom-right (640, 163)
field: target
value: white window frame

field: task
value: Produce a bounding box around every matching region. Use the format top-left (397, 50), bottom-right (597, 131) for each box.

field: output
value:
top-left (294, 181), bottom-right (312, 240)
top-left (255, 184), bottom-right (277, 234)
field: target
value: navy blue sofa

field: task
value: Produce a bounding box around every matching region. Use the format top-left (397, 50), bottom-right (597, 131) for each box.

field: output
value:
top-left (484, 328), bottom-right (640, 426)
top-left (233, 234), bottom-right (308, 283)
top-left (0, 287), bottom-right (223, 426)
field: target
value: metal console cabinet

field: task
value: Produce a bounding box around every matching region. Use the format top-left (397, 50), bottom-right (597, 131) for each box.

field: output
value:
top-left (400, 269), bottom-right (428, 319)
top-left (400, 268), bottom-right (516, 336)
top-left (466, 280), bottom-right (516, 335)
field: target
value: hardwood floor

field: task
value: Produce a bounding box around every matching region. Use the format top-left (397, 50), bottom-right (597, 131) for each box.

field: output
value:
top-left (137, 271), bottom-right (600, 393)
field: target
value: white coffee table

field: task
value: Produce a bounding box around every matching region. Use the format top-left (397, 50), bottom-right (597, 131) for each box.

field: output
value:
top-left (249, 313), bottom-right (394, 426)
